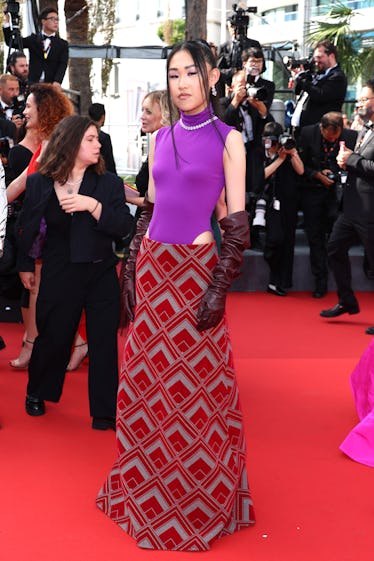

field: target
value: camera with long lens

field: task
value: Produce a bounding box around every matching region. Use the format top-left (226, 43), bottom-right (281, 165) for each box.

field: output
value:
top-left (278, 133), bottom-right (296, 150)
top-left (246, 83), bottom-right (267, 101)
top-left (283, 56), bottom-right (314, 73)
top-left (229, 3), bottom-right (257, 38)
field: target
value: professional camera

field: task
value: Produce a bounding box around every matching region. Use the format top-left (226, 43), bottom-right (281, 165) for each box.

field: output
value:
top-left (246, 83), bottom-right (267, 101)
top-left (278, 133), bottom-right (296, 151)
top-left (229, 3), bottom-right (257, 37)
top-left (326, 172), bottom-right (339, 182)
top-left (11, 93), bottom-right (26, 116)
top-left (283, 56), bottom-right (314, 73)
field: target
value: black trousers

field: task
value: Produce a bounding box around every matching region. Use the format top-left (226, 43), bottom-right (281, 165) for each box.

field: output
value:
top-left (27, 258), bottom-right (120, 418)
top-left (264, 203), bottom-right (297, 289)
top-left (301, 186), bottom-right (339, 286)
top-left (328, 214), bottom-right (374, 308)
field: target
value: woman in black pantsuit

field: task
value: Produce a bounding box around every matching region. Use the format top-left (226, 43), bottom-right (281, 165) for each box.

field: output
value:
top-left (17, 115), bottom-right (133, 428)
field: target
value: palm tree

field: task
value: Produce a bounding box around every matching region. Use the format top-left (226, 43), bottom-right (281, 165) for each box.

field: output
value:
top-left (306, 1), bottom-right (372, 82)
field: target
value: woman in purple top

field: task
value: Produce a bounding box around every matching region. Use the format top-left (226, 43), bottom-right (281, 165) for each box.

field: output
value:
top-left (97, 40), bottom-right (254, 551)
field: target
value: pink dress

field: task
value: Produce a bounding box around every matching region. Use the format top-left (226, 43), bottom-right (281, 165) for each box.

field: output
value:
top-left (340, 340), bottom-right (374, 467)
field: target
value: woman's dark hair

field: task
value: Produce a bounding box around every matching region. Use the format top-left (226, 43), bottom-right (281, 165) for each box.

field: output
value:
top-left (30, 83), bottom-right (74, 139)
top-left (38, 115), bottom-right (105, 183)
top-left (166, 40), bottom-right (221, 124)
top-left (166, 40), bottom-right (224, 164)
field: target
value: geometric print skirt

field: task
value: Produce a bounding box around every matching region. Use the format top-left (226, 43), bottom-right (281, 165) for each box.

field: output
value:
top-left (96, 238), bottom-right (255, 551)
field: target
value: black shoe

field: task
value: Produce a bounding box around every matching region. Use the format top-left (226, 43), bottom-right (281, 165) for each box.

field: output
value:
top-left (267, 284), bottom-right (287, 297)
top-left (92, 417), bottom-right (116, 431)
top-left (320, 303), bottom-right (360, 318)
top-left (366, 326), bottom-right (374, 335)
top-left (25, 395), bottom-right (45, 416)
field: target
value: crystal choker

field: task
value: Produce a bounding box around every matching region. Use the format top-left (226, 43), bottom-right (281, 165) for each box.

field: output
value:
top-left (179, 115), bottom-right (218, 130)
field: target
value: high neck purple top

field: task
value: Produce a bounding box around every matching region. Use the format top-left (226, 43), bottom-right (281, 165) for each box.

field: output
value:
top-left (149, 106), bottom-right (233, 244)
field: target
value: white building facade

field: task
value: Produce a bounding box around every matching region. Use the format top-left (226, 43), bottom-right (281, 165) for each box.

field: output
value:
top-left (96, 0), bottom-right (374, 173)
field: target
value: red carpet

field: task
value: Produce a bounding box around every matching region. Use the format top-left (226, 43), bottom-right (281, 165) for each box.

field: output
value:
top-left (1, 291), bottom-right (374, 561)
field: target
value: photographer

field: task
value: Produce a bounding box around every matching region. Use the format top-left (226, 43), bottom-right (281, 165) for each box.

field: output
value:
top-left (8, 50), bottom-right (31, 102)
top-left (217, 5), bottom-right (264, 86)
top-left (3, 5), bottom-right (68, 88)
top-left (298, 112), bottom-right (357, 298)
top-left (291, 40), bottom-right (347, 133)
top-left (0, 73), bottom-right (24, 156)
top-left (257, 121), bottom-right (304, 296)
top-left (320, 80), bottom-right (374, 332)
top-left (220, 48), bottom-right (274, 245)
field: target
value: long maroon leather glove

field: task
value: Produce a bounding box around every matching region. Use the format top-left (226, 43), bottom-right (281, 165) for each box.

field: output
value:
top-left (196, 210), bottom-right (250, 331)
top-left (119, 196), bottom-right (154, 327)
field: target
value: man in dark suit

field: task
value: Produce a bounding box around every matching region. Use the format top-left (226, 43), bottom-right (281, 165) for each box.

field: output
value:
top-left (88, 103), bottom-right (117, 175)
top-left (217, 18), bottom-right (264, 86)
top-left (0, 74), bottom-right (25, 150)
top-left (320, 80), bottom-right (374, 332)
top-left (3, 6), bottom-right (68, 87)
top-left (298, 112), bottom-right (357, 298)
top-left (291, 40), bottom-right (347, 133)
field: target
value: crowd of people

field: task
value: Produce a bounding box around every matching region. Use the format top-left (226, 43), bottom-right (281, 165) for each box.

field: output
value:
top-left (1, 2), bottom-right (374, 552)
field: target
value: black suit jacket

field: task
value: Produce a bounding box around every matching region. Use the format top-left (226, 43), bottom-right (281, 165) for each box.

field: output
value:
top-left (217, 37), bottom-right (265, 84)
top-left (343, 127), bottom-right (374, 222)
top-left (16, 169), bottom-right (133, 272)
top-left (99, 130), bottom-right (117, 175)
top-left (298, 124), bottom-right (357, 184)
top-left (3, 28), bottom-right (68, 84)
top-left (295, 65), bottom-right (347, 127)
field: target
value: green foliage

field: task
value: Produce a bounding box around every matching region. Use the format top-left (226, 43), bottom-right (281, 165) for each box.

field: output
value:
top-left (157, 19), bottom-right (185, 45)
top-left (306, 1), bottom-right (368, 82)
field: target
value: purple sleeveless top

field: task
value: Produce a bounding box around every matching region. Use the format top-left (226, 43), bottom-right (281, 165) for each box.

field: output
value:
top-left (149, 106), bottom-right (233, 244)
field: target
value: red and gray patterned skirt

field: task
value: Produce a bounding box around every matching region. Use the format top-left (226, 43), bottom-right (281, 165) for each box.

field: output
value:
top-left (97, 237), bottom-right (255, 551)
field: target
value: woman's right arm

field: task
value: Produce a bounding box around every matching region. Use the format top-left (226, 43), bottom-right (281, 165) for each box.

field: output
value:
top-left (6, 167), bottom-right (28, 203)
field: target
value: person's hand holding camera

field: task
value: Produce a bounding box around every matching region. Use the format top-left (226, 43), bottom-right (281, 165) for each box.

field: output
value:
top-left (248, 95), bottom-right (267, 117)
top-left (315, 169), bottom-right (335, 188)
top-left (231, 82), bottom-right (247, 108)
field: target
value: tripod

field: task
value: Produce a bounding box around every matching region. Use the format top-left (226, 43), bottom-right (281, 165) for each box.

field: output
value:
top-left (6, 12), bottom-right (24, 69)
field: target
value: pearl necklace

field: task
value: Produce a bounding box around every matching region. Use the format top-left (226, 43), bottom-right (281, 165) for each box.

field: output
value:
top-left (179, 115), bottom-right (218, 130)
